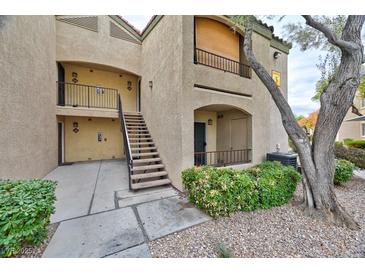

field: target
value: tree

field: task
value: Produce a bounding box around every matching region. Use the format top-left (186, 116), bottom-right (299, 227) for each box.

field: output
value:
top-left (232, 15), bottom-right (365, 229)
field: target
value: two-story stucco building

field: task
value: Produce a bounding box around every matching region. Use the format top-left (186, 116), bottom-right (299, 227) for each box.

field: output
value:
top-left (0, 15), bottom-right (291, 190)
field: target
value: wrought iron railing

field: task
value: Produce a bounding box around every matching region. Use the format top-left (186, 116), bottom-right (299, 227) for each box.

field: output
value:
top-left (194, 149), bottom-right (252, 167)
top-left (118, 95), bottom-right (132, 190)
top-left (57, 81), bottom-right (119, 109)
top-left (194, 48), bottom-right (251, 78)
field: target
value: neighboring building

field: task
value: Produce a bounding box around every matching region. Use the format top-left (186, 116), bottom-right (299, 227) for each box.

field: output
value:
top-left (0, 15), bottom-right (291, 190)
top-left (338, 66), bottom-right (365, 141)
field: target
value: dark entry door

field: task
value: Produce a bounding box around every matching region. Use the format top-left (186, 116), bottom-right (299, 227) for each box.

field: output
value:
top-left (57, 63), bottom-right (65, 106)
top-left (194, 122), bottom-right (206, 165)
top-left (58, 123), bottom-right (63, 165)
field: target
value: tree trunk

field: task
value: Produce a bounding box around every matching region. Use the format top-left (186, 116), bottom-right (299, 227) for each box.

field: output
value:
top-left (242, 16), bottom-right (365, 229)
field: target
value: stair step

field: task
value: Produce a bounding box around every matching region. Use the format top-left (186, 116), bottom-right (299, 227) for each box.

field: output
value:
top-left (125, 118), bottom-right (144, 121)
top-left (131, 179), bottom-right (171, 190)
top-left (130, 142), bottom-right (155, 146)
top-left (133, 158), bottom-right (161, 164)
top-left (131, 147), bottom-right (157, 151)
top-left (132, 152), bottom-right (159, 158)
top-left (129, 137), bottom-right (153, 141)
top-left (128, 129), bottom-right (149, 132)
top-left (128, 133), bottom-right (151, 137)
top-left (124, 111), bottom-right (141, 115)
top-left (124, 114), bottom-right (142, 118)
top-left (126, 123), bottom-right (146, 126)
top-left (131, 171), bottom-right (168, 180)
top-left (131, 164), bottom-right (165, 171)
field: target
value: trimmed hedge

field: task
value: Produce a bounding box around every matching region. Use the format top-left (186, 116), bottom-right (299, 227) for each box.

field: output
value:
top-left (334, 159), bottom-right (354, 185)
top-left (182, 161), bottom-right (301, 218)
top-left (346, 140), bottom-right (365, 149)
top-left (0, 179), bottom-right (56, 257)
top-left (335, 143), bottom-right (365, 169)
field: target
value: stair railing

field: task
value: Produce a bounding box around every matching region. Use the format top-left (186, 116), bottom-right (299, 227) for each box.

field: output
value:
top-left (118, 95), bottom-right (133, 190)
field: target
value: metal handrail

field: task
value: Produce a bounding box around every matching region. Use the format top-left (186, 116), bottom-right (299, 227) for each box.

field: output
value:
top-left (57, 81), bottom-right (119, 109)
top-left (194, 148), bottom-right (252, 167)
top-left (118, 95), bottom-right (133, 190)
top-left (194, 48), bottom-right (251, 79)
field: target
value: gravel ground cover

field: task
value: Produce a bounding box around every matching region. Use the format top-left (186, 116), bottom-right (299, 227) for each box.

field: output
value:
top-left (149, 176), bottom-right (365, 258)
top-left (13, 223), bottom-right (59, 258)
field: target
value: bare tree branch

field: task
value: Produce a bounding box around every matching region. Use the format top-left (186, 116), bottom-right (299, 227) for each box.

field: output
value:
top-left (302, 15), bottom-right (360, 52)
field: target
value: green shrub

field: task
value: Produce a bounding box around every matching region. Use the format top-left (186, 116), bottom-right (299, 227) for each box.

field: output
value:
top-left (248, 161), bottom-right (301, 209)
top-left (345, 140), bottom-right (365, 149)
top-left (335, 141), bottom-right (343, 148)
top-left (182, 161), bottom-right (301, 218)
top-left (335, 145), bottom-right (365, 169)
top-left (343, 138), bottom-right (354, 146)
top-left (0, 179), bottom-right (56, 257)
top-left (182, 166), bottom-right (259, 217)
top-left (334, 159), bottom-right (354, 185)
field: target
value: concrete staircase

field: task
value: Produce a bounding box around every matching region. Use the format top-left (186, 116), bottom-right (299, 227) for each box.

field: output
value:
top-left (124, 111), bottom-right (171, 190)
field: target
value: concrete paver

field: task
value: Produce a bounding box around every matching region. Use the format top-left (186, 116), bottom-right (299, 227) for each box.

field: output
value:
top-left (43, 207), bottom-right (144, 258)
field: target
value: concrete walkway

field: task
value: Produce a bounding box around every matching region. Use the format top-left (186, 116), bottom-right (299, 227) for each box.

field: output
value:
top-left (42, 160), bottom-right (210, 258)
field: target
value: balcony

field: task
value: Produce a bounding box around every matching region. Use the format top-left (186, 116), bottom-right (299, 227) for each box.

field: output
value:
top-left (56, 82), bottom-right (120, 118)
top-left (194, 149), bottom-right (252, 167)
top-left (194, 48), bottom-right (251, 79)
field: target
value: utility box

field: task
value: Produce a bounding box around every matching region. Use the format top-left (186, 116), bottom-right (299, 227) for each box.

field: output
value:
top-left (266, 152), bottom-right (298, 169)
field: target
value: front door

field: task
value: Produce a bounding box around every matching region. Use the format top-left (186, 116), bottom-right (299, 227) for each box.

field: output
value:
top-left (57, 63), bottom-right (65, 106)
top-left (194, 122), bottom-right (206, 165)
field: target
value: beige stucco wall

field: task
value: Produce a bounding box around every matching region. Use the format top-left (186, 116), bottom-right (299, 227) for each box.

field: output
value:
top-left (56, 16), bottom-right (142, 75)
top-left (0, 16), bottom-right (58, 179)
top-left (268, 46), bottom-right (289, 152)
top-left (180, 16), bottom-right (289, 186)
top-left (140, 15), bottom-right (185, 189)
top-left (140, 15), bottom-right (290, 190)
top-left (194, 110), bottom-right (217, 152)
top-left (64, 116), bottom-right (123, 162)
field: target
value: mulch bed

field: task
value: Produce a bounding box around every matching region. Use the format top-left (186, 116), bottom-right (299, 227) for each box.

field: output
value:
top-left (149, 176), bottom-right (365, 258)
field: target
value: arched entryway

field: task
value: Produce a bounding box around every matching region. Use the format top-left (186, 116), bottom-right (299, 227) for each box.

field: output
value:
top-left (194, 104), bottom-right (252, 166)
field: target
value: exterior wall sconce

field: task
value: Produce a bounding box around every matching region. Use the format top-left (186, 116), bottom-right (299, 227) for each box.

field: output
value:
top-left (208, 118), bottom-right (213, 125)
top-left (73, 122), bottom-right (79, 133)
top-left (273, 51), bottom-right (281, 59)
top-left (127, 80), bottom-right (132, 91)
top-left (149, 81), bottom-right (153, 89)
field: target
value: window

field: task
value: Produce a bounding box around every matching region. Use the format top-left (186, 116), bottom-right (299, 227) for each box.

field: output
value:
top-left (362, 123), bottom-right (365, 137)
top-left (361, 98), bottom-right (365, 108)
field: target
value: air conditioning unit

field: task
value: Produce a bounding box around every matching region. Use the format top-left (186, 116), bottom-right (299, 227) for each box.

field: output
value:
top-left (266, 152), bottom-right (298, 170)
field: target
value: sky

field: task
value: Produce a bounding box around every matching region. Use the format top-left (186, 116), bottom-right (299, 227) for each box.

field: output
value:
top-left (123, 15), bottom-right (322, 116)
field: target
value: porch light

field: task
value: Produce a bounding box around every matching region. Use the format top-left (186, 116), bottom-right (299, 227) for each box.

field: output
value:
top-left (208, 118), bottom-right (213, 125)
top-left (127, 80), bottom-right (132, 91)
top-left (273, 51), bottom-right (281, 59)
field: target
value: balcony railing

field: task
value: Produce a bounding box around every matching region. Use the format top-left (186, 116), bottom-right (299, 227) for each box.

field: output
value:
top-left (57, 82), bottom-right (119, 109)
top-left (194, 48), bottom-right (251, 78)
top-left (194, 149), bottom-right (252, 167)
